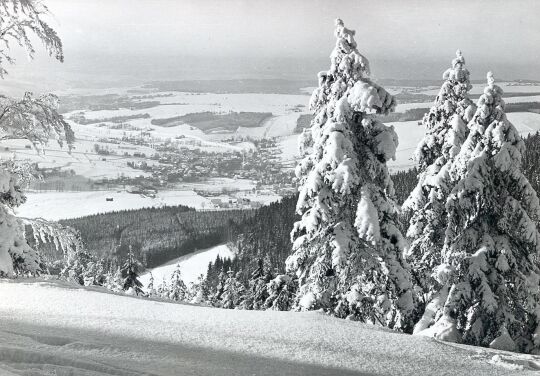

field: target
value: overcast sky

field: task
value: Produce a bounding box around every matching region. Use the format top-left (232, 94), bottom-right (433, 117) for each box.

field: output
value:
top-left (4, 0), bottom-right (540, 91)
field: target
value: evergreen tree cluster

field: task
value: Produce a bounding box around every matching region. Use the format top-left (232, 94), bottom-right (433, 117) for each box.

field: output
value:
top-left (60, 206), bottom-right (253, 268)
top-left (198, 22), bottom-right (540, 354)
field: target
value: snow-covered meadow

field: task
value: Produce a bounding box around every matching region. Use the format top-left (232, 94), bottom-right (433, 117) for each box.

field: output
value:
top-left (1, 279), bottom-right (539, 376)
top-left (15, 190), bottom-right (211, 220)
top-left (80, 92), bottom-right (309, 120)
top-left (15, 176), bottom-right (259, 220)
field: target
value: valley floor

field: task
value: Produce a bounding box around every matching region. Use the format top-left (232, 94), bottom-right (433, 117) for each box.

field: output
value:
top-left (0, 279), bottom-right (539, 375)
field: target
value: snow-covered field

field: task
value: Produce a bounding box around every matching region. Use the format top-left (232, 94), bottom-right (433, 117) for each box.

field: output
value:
top-left (140, 244), bottom-right (234, 288)
top-left (278, 133), bottom-right (301, 163)
top-left (387, 120), bottom-right (428, 171)
top-left (235, 112), bottom-right (302, 140)
top-left (16, 175), bottom-right (259, 220)
top-left (16, 190), bottom-right (211, 220)
top-left (81, 92), bottom-right (309, 120)
top-left (507, 112), bottom-right (540, 135)
top-left (1, 279), bottom-right (539, 375)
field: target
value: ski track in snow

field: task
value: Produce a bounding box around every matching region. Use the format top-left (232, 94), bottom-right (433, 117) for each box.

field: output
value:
top-left (1, 279), bottom-right (539, 376)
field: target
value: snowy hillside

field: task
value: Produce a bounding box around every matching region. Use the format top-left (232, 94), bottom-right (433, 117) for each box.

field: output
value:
top-left (1, 279), bottom-right (539, 376)
top-left (139, 244), bottom-right (233, 288)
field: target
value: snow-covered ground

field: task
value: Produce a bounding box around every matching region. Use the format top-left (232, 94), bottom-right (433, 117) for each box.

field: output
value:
top-left (140, 244), bottom-right (234, 288)
top-left (387, 120), bottom-right (428, 171)
top-left (16, 190), bottom-right (211, 220)
top-left (1, 279), bottom-right (539, 375)
top-left (507, 112), bottom-right (540, 135)
top-left (278, 133), bottom-right (301, 163)
top-left (235, 112), bottom-right (302, 140)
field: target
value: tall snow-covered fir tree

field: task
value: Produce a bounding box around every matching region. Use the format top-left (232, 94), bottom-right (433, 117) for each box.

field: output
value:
top-left (189, 274), bottom-right (210, 304)
top-left (147, 272), bottom-right (157, 297)
top-left (418, 72), bottom-right (540, 353)
top-left (403, 51), bottom-right (476, 305)
top-left (286, 19), bottom-right (416, 331)
top-left (264, 274), bottom-right (296, 311)
top-left (121, 247), bottom-right (143, 296)
top-left (220, 270), bottom-right (245, 309)
top-left (0, 0), bottom-right (74, 276)
top-left (168, 264), bottom-right (187, 301)
top-left (242, 258), bottom-right (272, 310)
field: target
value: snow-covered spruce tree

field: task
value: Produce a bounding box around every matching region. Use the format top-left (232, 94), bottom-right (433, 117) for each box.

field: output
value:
top-left (156, 276), bottom-right (168, 298)
top-left (220, 270), bottom-right (245, 309)
top-left (0, 0), bottom-right (74, 276)
top-left (82, 258), bottom-right (106, 286)
top-left (264, 274), bottom-right (297, 311)
top-left (146, 272), bottom-right (157, 298)
top-left (419, 72), bottom-right (540, 353)
top-left (210, 268), bottom-right (226, 307)
top-left (286, 19), bottom-right (416, 330)
top-left (168, 264), bottom-right (187, 301)
top-left (190, 274), bottom-right (210, 304)
top-left (242, 258), bottom-right (273, 310)
top-left (121, 247), bottom-right (143, 296)
top-left (403, 51), bottom-right (476, 306)
top-left (104, 266), bottom-right (123, 292)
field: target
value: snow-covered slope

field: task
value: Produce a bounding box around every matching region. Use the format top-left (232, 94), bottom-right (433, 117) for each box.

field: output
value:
top-left (1, 279), bottom-right (539, 375)
top-left (139, 244), bottom-right (233, 288)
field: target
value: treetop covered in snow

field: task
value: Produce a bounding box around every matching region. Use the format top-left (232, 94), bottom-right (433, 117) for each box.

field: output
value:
top-left (331, 18), bottom-right (368, 77)
top-left (409, 50), bottom-right (476, 172)
top-left (311, 19), bottom-right (396, 116)
top-left (476, 71), bottom-right (505, 122)
top-left (443, 50), bottom-right (470, 85)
